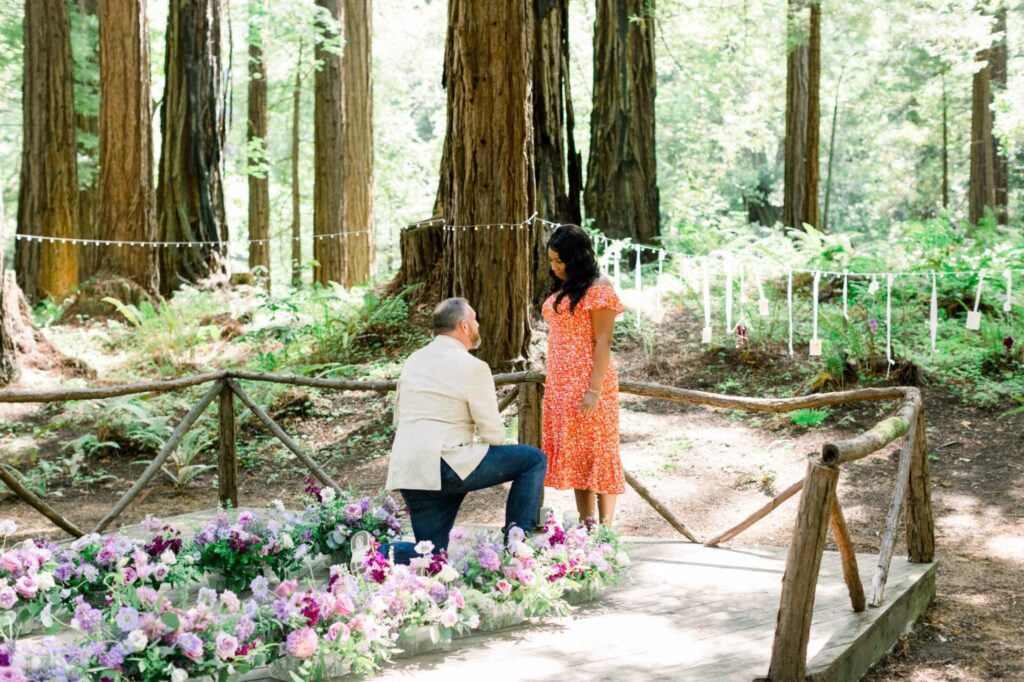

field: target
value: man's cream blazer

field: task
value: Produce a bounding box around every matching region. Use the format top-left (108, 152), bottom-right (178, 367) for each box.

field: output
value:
top-left (385, 335), bottom-right (504, 491)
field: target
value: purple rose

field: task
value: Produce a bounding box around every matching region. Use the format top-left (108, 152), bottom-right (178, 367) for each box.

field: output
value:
top-left (285, 627), bottom-right (318, 659)
top-left (176, 632), bottom-right (204, 661)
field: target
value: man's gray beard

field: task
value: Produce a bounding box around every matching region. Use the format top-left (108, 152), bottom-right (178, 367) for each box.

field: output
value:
top-left (471, 334), bottom-right (481, 350)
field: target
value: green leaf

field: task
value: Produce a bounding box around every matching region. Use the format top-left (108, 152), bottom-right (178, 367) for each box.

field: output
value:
top-left (161, 612), bottom-right (181, 630)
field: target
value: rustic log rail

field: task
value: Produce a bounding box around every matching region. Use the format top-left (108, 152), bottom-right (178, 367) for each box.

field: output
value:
top-left (0, 370), bottom-right (933, 681)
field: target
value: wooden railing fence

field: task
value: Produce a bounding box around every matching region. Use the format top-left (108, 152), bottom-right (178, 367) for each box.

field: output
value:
top-left (0, 370), bottom-right (934, 680)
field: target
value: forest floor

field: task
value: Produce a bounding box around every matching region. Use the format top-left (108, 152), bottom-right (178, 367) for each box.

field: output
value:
top-left (0, 293), bottom-right (1021, 680)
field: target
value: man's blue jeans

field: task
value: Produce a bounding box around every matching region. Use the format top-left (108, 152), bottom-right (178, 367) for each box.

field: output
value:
top-left (384, 444), bottom-right (546, 565)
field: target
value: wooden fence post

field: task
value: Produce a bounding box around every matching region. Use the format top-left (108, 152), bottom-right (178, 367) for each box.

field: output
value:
top-left (768, 456), bottom-right (839, 681)
top-left (517, 382), bottom-right (544, 448)
top-left (905, 410), bottom-right (934, 563)
top-left (218, 381), bottom-right (238, 508)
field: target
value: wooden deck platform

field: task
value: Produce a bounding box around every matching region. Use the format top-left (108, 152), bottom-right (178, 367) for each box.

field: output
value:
top-left (366, 538), bottom-right (936, 682)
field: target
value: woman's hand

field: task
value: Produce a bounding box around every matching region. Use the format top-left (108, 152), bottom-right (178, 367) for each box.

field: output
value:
top-left (580, 390), bottom-right (600, 414)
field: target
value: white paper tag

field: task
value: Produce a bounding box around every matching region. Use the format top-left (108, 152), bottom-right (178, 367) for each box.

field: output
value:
top-left (701, 327), bottom-right (713, 344)
top-left (758, 298), bottom-right (769, 317)
top-left (648, 307), bottom-right (666, 324)
top-left (966, 311), bottom-right (981, 330)
top-left (809, 338), bottom-right (822, 356)
top-left (1005, 301), bottom-right (1012, 313)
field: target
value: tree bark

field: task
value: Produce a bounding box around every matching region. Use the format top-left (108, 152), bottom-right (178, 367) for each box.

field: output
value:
top-left (74, 0), bottom-right (101, 284)
top-left (247, 0), bottom-right (270, 286)
top-left (0, 183), bottom-right (16, 385)
top-left (782, 0), bottom-right (820, 231)
top-left (969, 5), bottom-right (1008, 226)
top-left (156, 0), bottom-right (228, 296)
top-left (98, 0), bottom-right (158, 293)
top-left (941, 70), bottom-right (949, 209)
top-left (291, 45), bottom-right (303, 287)
top-left (532, 0), bottom-right (581, 305)
top-left (15, 0), bottom-right (80, 303)
top-left (439, 0), bottom-right (535, 369)
top-left (342, 0), bottom-right (374, 286)
top-left (313, 0), bottom-right (346, 286)
top-left (584, 0), bottom-right (660, 244)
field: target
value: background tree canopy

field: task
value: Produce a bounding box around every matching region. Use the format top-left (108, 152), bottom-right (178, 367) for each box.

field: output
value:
top-left (0, 0), bottom-right (1020, 282)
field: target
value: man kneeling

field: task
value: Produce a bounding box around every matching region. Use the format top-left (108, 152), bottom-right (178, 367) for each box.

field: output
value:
top-left (383, 298), bottom-right (546, 564)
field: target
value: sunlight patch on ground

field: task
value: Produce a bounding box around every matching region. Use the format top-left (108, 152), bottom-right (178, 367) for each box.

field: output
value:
top-left (985, 535), bottom-right (1024, 564)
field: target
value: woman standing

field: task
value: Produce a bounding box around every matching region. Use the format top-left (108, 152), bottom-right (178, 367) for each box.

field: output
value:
top-left (542, 224), bottom-right (625, 526)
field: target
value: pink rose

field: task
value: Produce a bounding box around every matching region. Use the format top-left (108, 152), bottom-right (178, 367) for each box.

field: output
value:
top-left (439, 607), bottom-right (458, 628)
top-left (14, 576), bottom-right (38, 599)
top-left (0, 587), bottom-right (18, 609)
top-left (325, 621), bottom-right (349, 644)
top-left (285, 627), bottom-right (318, 659)
top-left (449, 587), bottom-right (465, 609)
top-left (1, 554), bottom-right (20, 573)
top-left (495, 579), bottom-right (513, 597)
top-left (275, 580), bottom-right (298, 598)
top-left (334, 593), bottom-right (355, 616)
top-left (215, 632), bottom-right (238, 660)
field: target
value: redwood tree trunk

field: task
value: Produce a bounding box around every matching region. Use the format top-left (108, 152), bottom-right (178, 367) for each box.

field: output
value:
top-left (313, 0), bottom-right (346, 286)
top-left (247, 0), bottom-right (270, 285)
top-left (782, 0), bottom-right (820, 231)
top-left (342, 0), bottom-right (373, 286)
top-left (532, 0), bottom-right (580, 305)
top-left (584, 0), bottom-right (659, 244)
top-left (0, 183), bottom-right (16, 385)
top-left (969, 5), bottom-right (1008, 226)
top-left (157, 0), bottom-right (228, 296)
top-left (439, 0), bottom-right (535, 368)
top-left (97, 0), bottom-right (158, 292)
top-left (15, 0), bottom-right (80, 303)
top-left (74, 0), bottom-right (101, 283)
top-left (290, 44), bottom-right (303, 287)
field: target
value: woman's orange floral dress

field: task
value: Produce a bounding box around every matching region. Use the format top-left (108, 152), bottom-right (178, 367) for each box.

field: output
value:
top-left (542, 284), bottom-right (625, 495)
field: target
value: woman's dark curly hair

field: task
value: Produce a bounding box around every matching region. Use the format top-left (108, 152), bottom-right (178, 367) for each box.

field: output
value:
top-left (547, 224), bottom-right (599, 314)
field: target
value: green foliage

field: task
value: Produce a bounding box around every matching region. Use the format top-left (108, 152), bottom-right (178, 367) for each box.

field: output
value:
top-left (157, 426), bottom-right (216, 493)
top-left (790, 408), bottom-right (830, 428)
top-left (102, 288), bottom-right (226, 372)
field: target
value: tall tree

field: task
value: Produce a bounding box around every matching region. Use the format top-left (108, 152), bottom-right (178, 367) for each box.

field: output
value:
top-left (584, 0), bottom-right (660, 244)
top-left (312, 0), bottom-right (346, 286)
top-left (439, 0), bottom-right (535, 368)
top-left (247, 0), bottom-right (270, 286)
top-left (97, 0), bottom-right (158, 292)
top-left (291, 45), bottom-right (303, 287)
top-left (73, 0), bottom-right (101, 283)
top-left (532, 0), bottom-right (581, 303)
top-left (156, 0), bottom-right (227, 296)
top-left (15, 0), bottom-right (79, 302)
top-left (341, 0), bottom-right (374, 287)
top-left (1, 176), bottom-right (16, 385)
top-left (969, 3), bottom-right (1008, 226)
top-left (782, 0), bottom-right (820, 231)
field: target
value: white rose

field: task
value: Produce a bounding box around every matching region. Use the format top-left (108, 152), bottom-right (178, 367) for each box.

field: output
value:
top-left (280, 534), bottom-right (294, 550)
top-left (320, 488), bottom-right (336, 505)
top-left (160, 550), bottom-right (177, 565)
top-left (615, 551), bottom-right (630, 567)
top-left (35, 572), bottom-right (55, 591)
top-left (171, 669), bottom-right (188, 682)
top-left (438, 564), bottom-right (459, 584)
top-left (515, 543), bottom-right (534, 559)
top-left (127, 629), bottom-right (149, 653)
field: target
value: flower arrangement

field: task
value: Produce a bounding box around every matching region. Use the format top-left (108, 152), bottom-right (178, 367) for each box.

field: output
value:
top-left (0, 511), bottom-right (629, 681)
top-left (0, 521), bottom-right (59, 638)
top-left (296, 481), bottom-right (404, 565)
top-left (192, 510), bottom-right (308, 592)
top-left (447, 526), bottom-right (567, 622)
